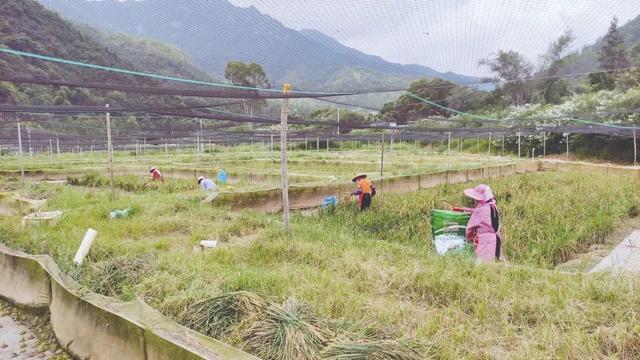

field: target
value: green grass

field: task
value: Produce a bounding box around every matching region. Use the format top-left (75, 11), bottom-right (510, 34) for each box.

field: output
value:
top-left (1, 170), bottom-right (639, 359)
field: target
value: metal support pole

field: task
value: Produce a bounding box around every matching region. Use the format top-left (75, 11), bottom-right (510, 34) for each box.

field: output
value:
top-left (106, 104), bottom-right (115, 199)
top-left (17, 122), bottom-right (24, 183)
top-left (280, 85), bottom-right (291, 231)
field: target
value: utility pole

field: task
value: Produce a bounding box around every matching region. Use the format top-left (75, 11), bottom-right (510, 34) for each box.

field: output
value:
top-left (280, 84), bottom-right (291, 231)
top-left (106, 104), bottom-right (115, 200)
top-left (17, 121), bottom-right (24, 183)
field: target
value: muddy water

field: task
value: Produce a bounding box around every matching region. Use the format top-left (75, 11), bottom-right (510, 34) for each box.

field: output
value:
top-left (0, 301), bottom-right (69, 359)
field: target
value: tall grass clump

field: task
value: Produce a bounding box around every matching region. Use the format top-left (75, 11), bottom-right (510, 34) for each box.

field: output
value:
top-left (181, 291), bottom-right (267, 339)
top-left (322, 338), bottom-right (423, 360)
top-left (244, 298), bottom-right (332, 360)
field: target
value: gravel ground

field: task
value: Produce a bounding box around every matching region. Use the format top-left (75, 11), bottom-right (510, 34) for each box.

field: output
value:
top-left (0, 301), bottom-right (69, 359)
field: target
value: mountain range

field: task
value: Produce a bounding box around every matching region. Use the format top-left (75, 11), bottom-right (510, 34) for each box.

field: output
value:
top-left (37, 0), bottom-right (479, 92)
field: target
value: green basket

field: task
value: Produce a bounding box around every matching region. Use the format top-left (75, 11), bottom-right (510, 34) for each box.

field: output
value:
top-left (430, 209), bottom-right (470, 238)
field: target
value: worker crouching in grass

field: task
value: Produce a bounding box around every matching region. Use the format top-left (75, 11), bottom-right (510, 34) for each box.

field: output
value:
top-left (149, 167), bottom-right (163, 181)
top-left (197, 175), bottom-right (216, 191)
top-left (452, 184), bottom-right (504, 262)
top-left (351, 174), bottom-right (376, 211)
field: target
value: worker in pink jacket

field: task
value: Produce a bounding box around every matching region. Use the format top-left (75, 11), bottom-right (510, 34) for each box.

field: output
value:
top-left (453, 184), bottom-right (503, 262)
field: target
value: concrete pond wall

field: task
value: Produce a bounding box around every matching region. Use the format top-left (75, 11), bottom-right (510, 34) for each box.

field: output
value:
top-left (218, 160), bottom-right (543, 212)
top-left (0, 245), bottom-right (258, 360)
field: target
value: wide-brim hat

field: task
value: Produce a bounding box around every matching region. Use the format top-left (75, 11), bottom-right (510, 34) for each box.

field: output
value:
top-left (464, 184), bottom-right (494, 202)
top-left (149, 167), bottom-right (156, 173)
top-left (197, 176), bottom-right (205, 184)
top-left (352, 174), bottom-right (367, 182)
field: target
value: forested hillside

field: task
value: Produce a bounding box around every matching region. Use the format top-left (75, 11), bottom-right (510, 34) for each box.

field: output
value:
top-left (39, 0), bottom-right (480, 92)
top-left (0, 0), bottom-right (208, 109)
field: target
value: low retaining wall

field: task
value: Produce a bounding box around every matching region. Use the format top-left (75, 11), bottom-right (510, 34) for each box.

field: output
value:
top-left (219, 160), bottom-right (543, 212)
top-left (541, 159), bottom-right (640, 177)
top-left (0, 245), bottom-right (258, 360)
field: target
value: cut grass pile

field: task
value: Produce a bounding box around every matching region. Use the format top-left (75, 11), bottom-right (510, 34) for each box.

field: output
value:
top-left (0, 170), bottom-right (639, 358)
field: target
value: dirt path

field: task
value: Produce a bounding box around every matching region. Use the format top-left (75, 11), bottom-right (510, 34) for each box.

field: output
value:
top-left (555, 216), bottom-right (640, 273)
top-left (0, 301), bottom-right (69, 359)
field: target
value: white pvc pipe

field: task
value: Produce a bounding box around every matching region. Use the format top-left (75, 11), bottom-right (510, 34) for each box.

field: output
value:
top-left (200, 240), bottom-right (218, 248)
top-left (74, 228), bottom-right (98, 266)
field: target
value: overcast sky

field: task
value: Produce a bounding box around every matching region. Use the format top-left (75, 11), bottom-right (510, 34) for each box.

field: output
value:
top-left (230, 0), bottom-right (639, 76)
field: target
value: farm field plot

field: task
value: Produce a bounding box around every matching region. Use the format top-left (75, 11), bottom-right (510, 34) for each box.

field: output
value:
top-left (0, 144), bottom-right (513, 192)
top-left (1, 165), bottom-right (639, 359)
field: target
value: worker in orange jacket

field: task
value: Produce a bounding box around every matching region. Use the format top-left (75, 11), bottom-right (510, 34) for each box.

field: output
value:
top-left (351, 174), bottom-right (376, 211)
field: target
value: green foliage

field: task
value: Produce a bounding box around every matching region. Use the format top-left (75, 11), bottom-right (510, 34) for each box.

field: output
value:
top-left (480, 50), bottom-right (532, 106)
top-left (598, 17), bottom-right (631, 71)
top-left (309, 107), bottom-right (369, 134)
top-left (224, 61), bottom-right (270, 88)
top-left (586, 72), bottom-right (617, 91)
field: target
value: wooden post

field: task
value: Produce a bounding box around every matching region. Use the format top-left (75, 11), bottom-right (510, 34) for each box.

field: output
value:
top-left (488, 132), bottom-right (492, 155)
top-left (56, 138), bottom-right (60, 156)
top-left (17, 121), bottom-right (25, 183)
top-left (447, 131), bottom-right (451, 170)
top-left (27, 126), bottom-right (32, 158)
top-left (517, 132), bottom-right (521, 158)
top-left (502, 134), bottom-right (505, 156)
top-left (380, 131), bottom-right (385, 190)
top-left (106, 104), bottom-right (115, 200)
top-left (542, 132), bottom-right (546, 158)
top-left (337, 106), bottom-right (340, 135)
top-left (280, 84), bottom-right (291, 231)
top-left (49, 139), bottom-right (53, 157)
top-left (565, 133), bottom-right (569, 159)
top-left (634, 127), bottom-right (637, 166)
top-left (316, 137), bottom-right (320, 151)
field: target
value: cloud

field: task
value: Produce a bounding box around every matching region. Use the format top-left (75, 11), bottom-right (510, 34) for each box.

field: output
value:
top-left (230, 0), bottom-right (638, 76)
